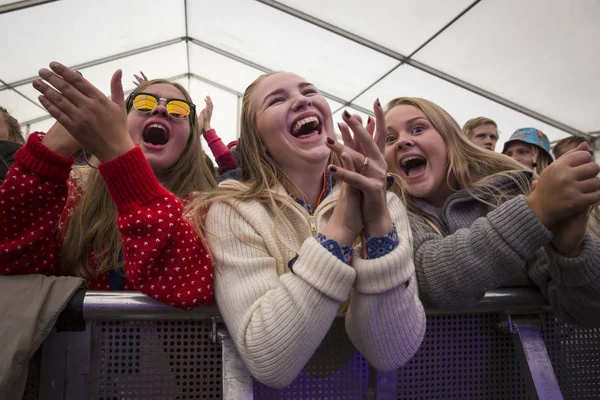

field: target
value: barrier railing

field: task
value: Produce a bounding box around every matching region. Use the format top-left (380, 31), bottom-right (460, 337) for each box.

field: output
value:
top-left (22, 288), bottom-right (600, 400)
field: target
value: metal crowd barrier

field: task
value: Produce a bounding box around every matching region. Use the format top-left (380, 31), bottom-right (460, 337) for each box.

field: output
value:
top-left (21, 288), bottom-right (600, 400)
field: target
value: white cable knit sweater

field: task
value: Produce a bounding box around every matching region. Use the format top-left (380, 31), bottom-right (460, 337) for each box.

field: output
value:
top-left (206, 182), bottom-right (425, 388)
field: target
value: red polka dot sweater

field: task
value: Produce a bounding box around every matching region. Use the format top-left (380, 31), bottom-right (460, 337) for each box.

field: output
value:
top-left (0, 133), bottom-right (213, 309)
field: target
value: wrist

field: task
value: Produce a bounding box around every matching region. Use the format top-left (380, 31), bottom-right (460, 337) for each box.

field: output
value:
top-left (42, 134), bottom-right (80, 158)
top-left (526, 193), bottom-right (556, 229)
top-left (96, 136), bottom-right (136, 163)
top-left (321, 224), bottom-right (357, 248)
top-left (364, 217), bottom-right (393, 237)
top-left (552, 240), bottom-right (582, 257)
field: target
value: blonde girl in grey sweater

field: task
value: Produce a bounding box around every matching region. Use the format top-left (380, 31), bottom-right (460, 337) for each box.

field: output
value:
top-left (383, 97), bottom-right (600, 325)
top-left (197, 72), bottom-right (425, 388)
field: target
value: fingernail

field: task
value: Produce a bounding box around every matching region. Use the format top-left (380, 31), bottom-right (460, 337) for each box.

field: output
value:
top-left (75, 71), bottom-right (83, 76)
top-left (50, 62), bottom-right (60, 70)
top-left (367, 116), bottom-right (372, 124)
top-left (32, 79), bottom-right (41, 88)
top-left (376, 98), bottom-right (381, 107)
top-left (326, 137), bottom-right (335, 145)
top-left (337, 122), bottom-right (342, 131)
top-left (343, 110), bottom-right (351, 119)
top-left (38, 96), bottom-right (48, 106)
top-left (329, 166), bottom-right (337, 172)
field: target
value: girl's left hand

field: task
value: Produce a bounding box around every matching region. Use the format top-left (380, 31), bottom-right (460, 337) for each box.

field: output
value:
top-left (326, 100), bottom-right (393, 237)
top-left (33, 62), bottom-right (134, 163)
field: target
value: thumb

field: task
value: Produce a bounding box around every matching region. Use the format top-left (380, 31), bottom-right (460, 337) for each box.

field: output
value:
top-left (110, 69), bottom-right (125, 108)
top-left (575, 141), bottom-right (591, 152)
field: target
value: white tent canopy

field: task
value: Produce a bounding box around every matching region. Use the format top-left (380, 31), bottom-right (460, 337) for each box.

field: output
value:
top-left (1, 0), bottom-right (599, 156)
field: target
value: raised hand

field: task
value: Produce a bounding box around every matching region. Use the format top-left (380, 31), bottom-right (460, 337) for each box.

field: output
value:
top-left (197, 96), bottom-right (214, 134)
top-left (133, 71), bottom-right (148, 87)
top-left (33, 62), bottom-right (134, 163)
top-left (527, 142), bottom-right (600, 229)
top-left (326, 100), bottom-right (392, 237)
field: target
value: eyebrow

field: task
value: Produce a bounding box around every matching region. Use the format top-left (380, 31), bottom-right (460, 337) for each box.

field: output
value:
top-left (261, 81), bottom-right (315, 108)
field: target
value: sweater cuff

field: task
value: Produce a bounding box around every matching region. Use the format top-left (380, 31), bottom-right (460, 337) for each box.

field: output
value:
top-left (291, 237), bottom-right (356, 302)
top-left (546, 234), bottom-right (600, 286)
top-left (202, 129), bottom-right (219, 144)
top-left (14, 132), bottom-right (74, 182)
top-left (353, 231), bottom-right (414, 294)
top-left (98, 146), bottom-right (167, 214)
top-left (364, 224), bottom-right (399, 259)
top-left (487, 195), bottom-right (552, 258)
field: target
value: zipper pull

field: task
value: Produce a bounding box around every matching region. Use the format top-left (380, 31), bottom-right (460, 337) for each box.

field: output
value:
top-left (310, 217), bottom-right (317, 232)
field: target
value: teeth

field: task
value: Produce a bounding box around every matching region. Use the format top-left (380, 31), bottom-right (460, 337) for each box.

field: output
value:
top-left (292, 116), bottom-right (320, 135)
top-left (401, 156), bottom-right (425, 166)
top-left (148, 123), bottom-right (166, 131)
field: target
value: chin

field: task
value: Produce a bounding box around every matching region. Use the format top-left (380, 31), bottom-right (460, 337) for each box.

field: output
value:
top-left (305, 147), bottom-right (331, 163)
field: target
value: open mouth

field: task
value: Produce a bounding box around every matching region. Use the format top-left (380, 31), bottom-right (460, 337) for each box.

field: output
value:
top-left (291, 116), bottom-right (322, 139)
top-left (400, 155), bottom-right (427, 177)
top-left (142, 123), bottom-right (170, 146)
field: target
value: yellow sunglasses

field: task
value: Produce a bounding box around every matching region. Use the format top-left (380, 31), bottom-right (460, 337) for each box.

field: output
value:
top-left (128, 92), bottom-right (195, 120)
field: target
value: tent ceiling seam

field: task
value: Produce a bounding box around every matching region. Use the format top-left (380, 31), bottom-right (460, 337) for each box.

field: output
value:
top-left (0, 0), bottom-right (56, 15)
top-left (188, 39), bottom-right (374, 115)
top-left (0, 37), bottom-right (186, 91)
top-left (184, 0), bottom-right (191, 76)
top-left (0, 77), bottom-right (46, 113)
top-left (256, 0), bottom-right (589, 138)
top-left (331, 0), bottom-right (482, 115)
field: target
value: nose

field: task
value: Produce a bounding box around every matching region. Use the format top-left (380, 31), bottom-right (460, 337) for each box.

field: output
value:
top-left (151, 99), bottom-right (169, 117)
top-left (291, 93), bottom-right (312, 111)
top-left (396, 133), bottom-right (415, 150)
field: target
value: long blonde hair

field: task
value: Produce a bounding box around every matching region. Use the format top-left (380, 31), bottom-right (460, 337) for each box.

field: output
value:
top-left (191, 71), bottom-right (340, 233)
top-left (60, 79), bottom-right (216, 280)
top-left (384, 97), bottom-right (532, 225)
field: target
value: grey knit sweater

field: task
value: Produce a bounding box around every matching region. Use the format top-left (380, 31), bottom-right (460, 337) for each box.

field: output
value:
top-left (410, 176), bottom-right (600, 326)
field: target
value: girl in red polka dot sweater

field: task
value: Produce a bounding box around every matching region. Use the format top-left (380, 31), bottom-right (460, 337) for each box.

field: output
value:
top-left (0, 63), bottom-right (214, 309)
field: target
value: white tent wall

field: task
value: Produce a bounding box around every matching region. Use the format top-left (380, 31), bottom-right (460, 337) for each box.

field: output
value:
top-left (1, 0), bottom-right (598, 159)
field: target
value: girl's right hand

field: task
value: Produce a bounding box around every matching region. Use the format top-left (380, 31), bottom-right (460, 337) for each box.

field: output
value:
top-left (33, 62), bottom-right (134, 163)
top-left (321, 151), bottom-right (363, 248)
top-left (527, 142), bottom-right (600, 228)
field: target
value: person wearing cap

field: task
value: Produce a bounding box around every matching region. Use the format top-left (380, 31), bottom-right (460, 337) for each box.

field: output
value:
top-left (502, 128), bottom-right (553, 175)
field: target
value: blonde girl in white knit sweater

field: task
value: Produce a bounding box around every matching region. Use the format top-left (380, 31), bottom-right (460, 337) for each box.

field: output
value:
top-left (198, 72), bottom-right (425, 388)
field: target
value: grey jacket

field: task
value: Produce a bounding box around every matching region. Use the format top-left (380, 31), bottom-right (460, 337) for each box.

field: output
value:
top-left (410, 177), bottom-right (600, 326)
top-left (0, 274), bottom-right (84, 399)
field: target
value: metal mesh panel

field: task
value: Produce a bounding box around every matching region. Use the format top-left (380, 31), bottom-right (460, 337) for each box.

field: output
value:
top-left (91, 320), bottom-right (221, 400)
top-left (396, 312), bottom-right (600, 399)
top-left (253, 319), bottom-right (370, 399)
top-left (397, 313), bottom-right (527, 399)
top-left (542, 313), bottom-right (600, 399)
top-left (21, 349), bottom-right (41, 400)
